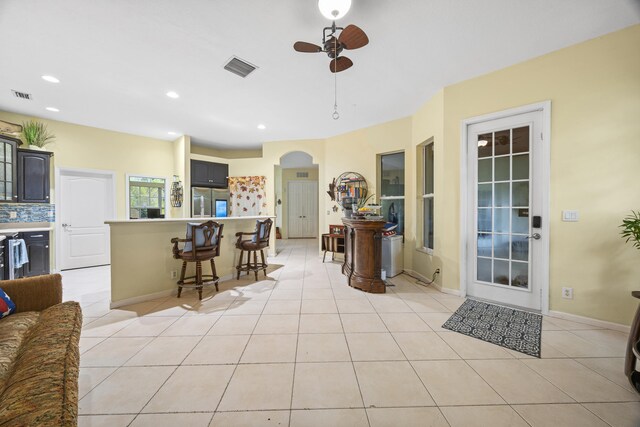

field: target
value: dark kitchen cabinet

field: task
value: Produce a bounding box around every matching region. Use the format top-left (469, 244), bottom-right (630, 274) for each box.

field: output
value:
top-left (191, 160), bottom-right (228, 188)
top-left (17, 149), bottom-right (52, 203)
top-left (21, 231), bottom-right (50, 277)
top-left (0, 135), bottom-right (19, 203)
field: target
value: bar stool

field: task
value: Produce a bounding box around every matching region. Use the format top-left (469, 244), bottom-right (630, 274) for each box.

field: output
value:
top-left (235, 218), bottom-right (273, 280)
top-left (171, 220), bottom-right (224, 300)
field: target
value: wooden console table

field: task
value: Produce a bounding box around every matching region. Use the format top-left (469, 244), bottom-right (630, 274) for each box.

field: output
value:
top-left (342, 218), bottom-right (386, 293)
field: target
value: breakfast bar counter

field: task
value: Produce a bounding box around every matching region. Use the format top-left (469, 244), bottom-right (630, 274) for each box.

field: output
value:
top-left (106, 216), bottom-right (275, 307)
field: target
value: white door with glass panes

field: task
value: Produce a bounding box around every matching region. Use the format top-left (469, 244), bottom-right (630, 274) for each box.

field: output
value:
top-left (466, 110), bottom-right (546, 310)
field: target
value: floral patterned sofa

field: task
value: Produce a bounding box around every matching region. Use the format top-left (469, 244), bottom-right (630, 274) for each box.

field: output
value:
top-left (0, 274), bottom-right (81, 426)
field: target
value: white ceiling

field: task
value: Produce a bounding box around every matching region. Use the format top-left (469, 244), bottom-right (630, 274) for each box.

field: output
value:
top-left (0, 1), bottom-right (638, 149)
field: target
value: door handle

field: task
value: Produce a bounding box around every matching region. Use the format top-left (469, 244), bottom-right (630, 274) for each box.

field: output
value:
top-left (527, 233), bottom-right (541, 240)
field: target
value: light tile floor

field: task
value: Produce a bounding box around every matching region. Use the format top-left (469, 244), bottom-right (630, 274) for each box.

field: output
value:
top-left (63, 239), bottom-right (640, 427)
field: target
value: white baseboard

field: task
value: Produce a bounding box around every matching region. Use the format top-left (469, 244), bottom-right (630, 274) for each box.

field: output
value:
top-left (109, 273), bottom-right (236, 309)
top-left (403, 269), bottom-right (462, 297)
top-left (110, 289), bottom-right (175, 309)
top-left (547, 310), bottom-right (630, 333)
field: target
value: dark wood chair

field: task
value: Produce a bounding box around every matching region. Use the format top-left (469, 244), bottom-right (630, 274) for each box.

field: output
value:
top-left (235, 218), bottom-right (273, 280)
top-left (171, 221), bottom-right (224, 300)
top-left (322, 224), bottom-right (345, 262)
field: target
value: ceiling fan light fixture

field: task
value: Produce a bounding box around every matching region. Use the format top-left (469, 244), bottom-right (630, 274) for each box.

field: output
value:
top-left (318, 0), bottom-right (351, 20)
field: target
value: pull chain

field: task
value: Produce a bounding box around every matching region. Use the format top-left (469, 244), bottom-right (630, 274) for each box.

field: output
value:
top-left (332, 35), bottom-right (340, 120)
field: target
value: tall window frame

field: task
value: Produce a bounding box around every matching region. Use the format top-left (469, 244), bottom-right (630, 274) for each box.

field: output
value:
top-left (422, 141), bottom-right (435, 252)
top-left (379, 151), bottom-right (405, 234)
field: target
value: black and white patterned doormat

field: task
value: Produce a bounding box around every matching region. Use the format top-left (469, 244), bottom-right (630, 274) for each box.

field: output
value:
top-left (442, 299), bottom-right (542, 358)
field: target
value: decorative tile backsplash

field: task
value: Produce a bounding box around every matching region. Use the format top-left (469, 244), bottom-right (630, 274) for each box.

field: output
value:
top-left (0, 203), bottom-right (55, 223)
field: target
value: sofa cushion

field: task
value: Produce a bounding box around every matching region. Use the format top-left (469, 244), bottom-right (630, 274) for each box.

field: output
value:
top-left (0, 301), bottom-right (82, 427)
top-left (0, 289), bottom-right (16, 319)
top-left (0, 312), bottom-right (40, 392)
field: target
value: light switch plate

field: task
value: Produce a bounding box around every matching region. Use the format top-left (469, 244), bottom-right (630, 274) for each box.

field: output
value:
top-left (562, 210), bottom-right (579, 222)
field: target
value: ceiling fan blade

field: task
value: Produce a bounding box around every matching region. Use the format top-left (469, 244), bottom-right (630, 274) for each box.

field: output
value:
top-left (330, 56), bottom-right (353, 73)
top-left (294, 41), bottom-right (323, 53)
top-left (338, 25), bottom-right (369, 50)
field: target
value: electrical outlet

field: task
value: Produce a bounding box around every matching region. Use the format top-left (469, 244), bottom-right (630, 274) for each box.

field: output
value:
top-left (327, 210), bottom-right (331, 215)
top-left (170, 271), bottom-right (177, 279)
top-left (561, 287), bottom-right (573, 299)
top-left (9, 212), bottom-right (17, 219)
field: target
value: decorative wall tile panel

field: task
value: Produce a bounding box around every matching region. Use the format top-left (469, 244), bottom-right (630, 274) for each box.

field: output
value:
top-left (0, 203), bottom-right (55, 223)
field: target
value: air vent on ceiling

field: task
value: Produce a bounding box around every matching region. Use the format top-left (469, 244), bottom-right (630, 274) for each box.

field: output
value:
top-left (11, 90), bottom-right (33, 100)
top-left (224, 56), bottom-right (258, 78)
top-left (296, 172), bottom-right (309, 178)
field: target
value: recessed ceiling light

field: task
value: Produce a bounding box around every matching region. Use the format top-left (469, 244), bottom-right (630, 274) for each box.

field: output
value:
top-left (41, 75), bottom-right (60, 83)
top-left (46, 107), bottom-right (60, 112)
top-left (168, 131), bottom-right (177, 135)
top-left (257, 124), bottom-right (266, 130)
top-left (166, 91), bottom-right (179, 99)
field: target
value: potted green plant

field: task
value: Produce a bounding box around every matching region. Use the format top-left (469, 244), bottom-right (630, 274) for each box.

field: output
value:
top-left (620, 210), bottom-right (640, 250)
top-left (21, 120), bottom-right (55, 150)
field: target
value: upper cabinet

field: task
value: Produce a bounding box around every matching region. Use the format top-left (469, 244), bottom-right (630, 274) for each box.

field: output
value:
top-left (17, 149), bottom-right (53, 203)
top-left (191, 160), bottom-right (228, 188)
top-left (0, 136), bottom-right (19, 203)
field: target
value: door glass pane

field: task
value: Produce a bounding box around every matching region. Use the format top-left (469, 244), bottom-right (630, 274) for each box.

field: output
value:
top-left (513, 182), bottom-right (529, 207)
top-left (478, 159), bottom-right (492, 182)
top-left (512, 235), bottom-right (529, 261)
top-left (494, 208), bottom-right (509, 233)
top-left (512, 154), bottom-right (529, 180)
top-left (0, 166), bottom-right (4, 181)
top-left (478, 208), bottom-right (492, 232)
top-left (477, 133), bottom-right (493, 158)
top-left (494, 130), bottom-right (510, 156)
top-left (381, 199), bottom-right (404, 234)
top-left (6, 164), bottom-right (11, 182)
top-left (0, 182), bottom-right (4, 200)
top-left (475, 124), bottom-right (531, 290)
top-left (511, 261), bottom-right (528, 288)
top-left (512, 126), bottom-right (529, 153)
top-left (494, 183), bottom-right (510, 207)
top-left (478, 184), bottom-right (492, 207)
top-left (0, 143), bottom-right (5, 162)
top-left (477, 234), bottom-right (492, 257)
top-left (423, 197), bottom-right (434, 250)
top-left (6, 183), bottom-right (11, 199)
top-left (493, 259), bottom-right (510, 285)
top-left (512, 209), bottom-right (529, 234)
top-left (495, 157), bottom-right (510, 181)
top-left (477, 257), bottom-right (492, 282)
top-left (494, 234), bottom-right (510, 259)
top-left (6, 146), bottom-right (11, 163)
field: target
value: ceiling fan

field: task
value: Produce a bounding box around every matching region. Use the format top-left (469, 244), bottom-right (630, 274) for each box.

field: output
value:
top-left (293, 21), bottom-right (369, 73)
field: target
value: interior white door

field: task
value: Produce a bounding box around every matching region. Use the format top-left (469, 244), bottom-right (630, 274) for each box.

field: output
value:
top-left (466, 110), bottom-right (546, 310)
top-left (59, 170), bottom-right (114, 270)
top-left (288, 181), bottom-right (318, 238)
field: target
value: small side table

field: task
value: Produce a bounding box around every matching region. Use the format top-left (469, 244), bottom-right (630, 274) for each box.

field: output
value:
top-left (625, 291), bottom-right (640, 394)
top-left (322, 233), bottom-right (344, 262)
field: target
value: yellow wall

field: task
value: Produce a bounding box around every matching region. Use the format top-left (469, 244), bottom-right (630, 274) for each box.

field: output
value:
top-left (411, 25), bottom-right (640, 324)
top-left (0, 111), bottom-right (175, 220)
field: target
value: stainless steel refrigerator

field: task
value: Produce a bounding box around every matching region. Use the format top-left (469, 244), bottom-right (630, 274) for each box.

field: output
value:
top-left (192, 187), bottom-right (230, 217)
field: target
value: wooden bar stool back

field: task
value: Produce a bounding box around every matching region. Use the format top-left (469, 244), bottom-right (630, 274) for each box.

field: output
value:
top-left (171, 220), bottom-right (224, 299)
top-left (235, 218), bottom-right (273, 280)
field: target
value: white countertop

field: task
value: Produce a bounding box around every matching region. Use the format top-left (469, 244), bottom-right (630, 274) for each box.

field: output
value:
top-left (0, 226), bottom-right (54, 234)
top-left (105, 216), bottom-right (275, 224)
